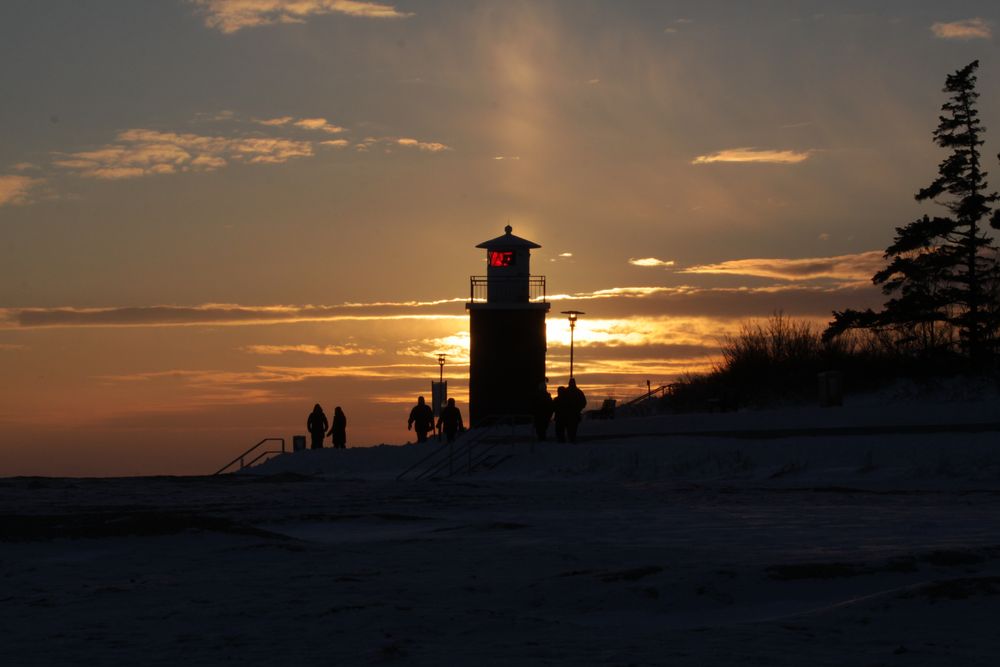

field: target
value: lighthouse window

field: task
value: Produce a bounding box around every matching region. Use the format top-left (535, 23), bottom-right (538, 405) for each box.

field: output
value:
top-left (489, 251), bottom-right (515, 267)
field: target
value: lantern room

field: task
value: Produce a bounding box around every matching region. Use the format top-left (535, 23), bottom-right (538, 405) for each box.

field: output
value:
top-left (466, 225), bottom-right (550, 424)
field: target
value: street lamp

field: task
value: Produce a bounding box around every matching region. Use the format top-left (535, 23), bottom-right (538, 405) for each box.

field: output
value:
top-left (560, 310), bottom-right (584, 379)
top-left (437, 353), bottom-right (446, 385)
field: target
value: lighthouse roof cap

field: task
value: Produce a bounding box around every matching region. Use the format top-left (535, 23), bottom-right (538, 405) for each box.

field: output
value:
top-left (475, 225), bottom-right (541, 249)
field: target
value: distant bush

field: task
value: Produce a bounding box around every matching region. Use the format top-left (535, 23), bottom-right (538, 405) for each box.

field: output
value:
top-left (664, 313), bottom-right (972, 412)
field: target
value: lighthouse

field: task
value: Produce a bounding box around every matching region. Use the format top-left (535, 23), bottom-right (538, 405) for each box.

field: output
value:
top-left (466, 225), bottom-right (550, 424)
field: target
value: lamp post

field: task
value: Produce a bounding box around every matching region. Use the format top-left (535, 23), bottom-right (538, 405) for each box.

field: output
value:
top-left (560, 310), bottom-right (584, 379)
top-left (437, 354), bottom-right (446, 385)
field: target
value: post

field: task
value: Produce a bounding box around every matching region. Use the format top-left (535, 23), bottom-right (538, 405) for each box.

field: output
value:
top-left (561, 310), bottom-right (584, 379)
top-left (437, 354), bottom-right (446, 440)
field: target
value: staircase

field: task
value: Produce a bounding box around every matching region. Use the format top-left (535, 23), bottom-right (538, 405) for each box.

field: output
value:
top-left (396, 415), bottom-right (534, 481)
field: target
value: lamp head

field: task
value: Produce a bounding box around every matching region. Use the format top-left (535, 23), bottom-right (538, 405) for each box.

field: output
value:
top-left (560, 310), bottom-right (585, 323)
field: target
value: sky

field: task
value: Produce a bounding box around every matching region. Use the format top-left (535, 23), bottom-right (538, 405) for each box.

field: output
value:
top-left (2, 0), bottom-right (999, 476)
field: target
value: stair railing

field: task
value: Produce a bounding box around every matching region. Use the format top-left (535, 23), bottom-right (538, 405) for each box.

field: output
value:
top-left (396, 414), bottom-right (534, 481)
top-left (214, 437), bottom-right (286, 475)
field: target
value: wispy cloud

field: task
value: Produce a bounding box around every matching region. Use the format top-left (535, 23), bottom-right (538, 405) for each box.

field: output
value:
top-left (1, 271), bottom-right (884, 332)
top-left (0, 175), bottom-right (43, 206)
top-left (255, 116), bottom-right (294, 126)
top-left (396, 137), bottom-right (450, 152)
top-left (352, 136), bottom-right (451, 153)
top-left (191, 0), bottom-right (414, 34)
top-left (931, 18), bottom-right (991, 40)
top-left (397, 331), bottom-right (471, 363)
top-left (3, 302), bottom-right (467, 329)
top-left (664, 18), bottom-right (693, 34)
top-left (193, 110), bottom-right (237, 122)
top-left (293, 118), bottom-right (345, 133)
top-left (692, 148), bottom-right (813, 165)
top-left (628, 257), bottom-right (675, 268)
top-left (681, 250), bottom-right (883, 282)
top-left (256, 114), bottom-right (350, 135)
top-left (241, 343), bottom-right (382, 356)
top-left (52, 128), bottom-right (314, 180)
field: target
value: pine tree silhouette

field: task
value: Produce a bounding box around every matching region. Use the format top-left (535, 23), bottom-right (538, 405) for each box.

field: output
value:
top-left (826, 61), bottom-right (1000, 363)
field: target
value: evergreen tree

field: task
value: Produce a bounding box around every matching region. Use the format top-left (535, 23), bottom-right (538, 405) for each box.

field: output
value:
top-left (826, 61), bottom-right (999, 363)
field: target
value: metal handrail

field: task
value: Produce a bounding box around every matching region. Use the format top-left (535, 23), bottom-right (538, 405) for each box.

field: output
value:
top-left (468, 276), bottom-right (546, 303)
top-left (396, 414), bottom-right (533, 481)
top-left (214, 437), bottom-right (286, 475)
top-left (619, 384), bottom-right (674, 408)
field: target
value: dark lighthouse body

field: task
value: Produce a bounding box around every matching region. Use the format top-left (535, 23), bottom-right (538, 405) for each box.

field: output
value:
top-left (466, 226), bottom-right (550, 425)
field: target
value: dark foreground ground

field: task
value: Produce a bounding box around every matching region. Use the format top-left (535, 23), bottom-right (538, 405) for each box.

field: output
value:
top-left (2, 473), bottom-right (1000, 665)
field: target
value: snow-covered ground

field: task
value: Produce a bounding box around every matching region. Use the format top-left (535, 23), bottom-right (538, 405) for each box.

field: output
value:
top-left (3, 394), bottom-right (1000, 665)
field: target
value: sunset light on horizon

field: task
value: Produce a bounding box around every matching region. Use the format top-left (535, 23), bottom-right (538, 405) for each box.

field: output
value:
top-left (2, 0), bottom-right (998, 476)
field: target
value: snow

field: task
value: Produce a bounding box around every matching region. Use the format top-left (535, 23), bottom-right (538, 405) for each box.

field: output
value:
top-left (3, 393), bottom-right (1000, 664)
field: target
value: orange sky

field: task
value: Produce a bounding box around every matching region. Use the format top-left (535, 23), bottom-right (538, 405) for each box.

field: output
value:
top-left (1, 1), bottom-right (998, 475)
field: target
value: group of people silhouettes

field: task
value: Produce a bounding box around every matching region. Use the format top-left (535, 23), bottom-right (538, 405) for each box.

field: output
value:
top-left (407, 396), bottom-right (466, 444)
top-left (306, 404), bottom-right (347, 449)
top-left (531, 377), bottom-right (587, 443)
top-left (406, 377), bottom-right (586, 445)
top-left (306, 379), bottom-right (586, 450)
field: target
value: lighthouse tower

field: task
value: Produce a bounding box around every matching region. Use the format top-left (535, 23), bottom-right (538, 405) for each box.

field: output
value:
top-left (466, 225), bottom-right (550, 425)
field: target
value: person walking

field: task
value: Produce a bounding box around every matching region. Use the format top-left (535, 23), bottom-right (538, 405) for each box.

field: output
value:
top-left (407, 396), bottom-right (435, 443)
top-left (553, 386), bottom-right (567, 443)
top-left (564, 378), bottom-right (587, 444)
top-left (307, 403), bottom-right (328, 449)
top-left (328, 406), bottom-right (347, 449)
top-left (436, 398), bottom-right (464, 443)
top-left (531, 381), bottom-right (554, 441)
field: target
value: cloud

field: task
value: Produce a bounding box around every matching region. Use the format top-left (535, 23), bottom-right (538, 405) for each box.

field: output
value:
top-left (293, 118), bottom-right (345, 133)
top-left (193, 110), bottom-right (237, 122)
top-left (628, 257), bottom-right (675, 268)
top-left (191, 0), bottom-right (413, 34)
top-left (11, 162), bottom-right (40, 171)
top-left (0, 175), bottom-right (43, 206)
top-left (3, 302), bottom-right (468, 329)
top-left (692, 148), bottom-right (813, 165)
top-left (351, 136), bottom-right (450, 153)
top-left (321, 139), bottom-right (351, 148)
top-left (680, 250), bottom-right (883, 282)
top-left (493, 155), bottom-right (521, 161)
top-left (52, 128), bottom-right (314, 179)
top-left (664, 18), bottom-right (693, 34)
top-left (241, 343), bottom-right (382, 356)
top-left (255, 116), bottom-right (294, 126)
top-left (931, 18), bottom-right (991, 40)
top-left (253, 113), bottom-right (356, 133)
top-left (396, 137), bottom-right (450, 152)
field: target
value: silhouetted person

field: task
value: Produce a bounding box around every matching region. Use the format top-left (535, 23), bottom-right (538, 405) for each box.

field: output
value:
top-left (531, 381), bottom-right (554, 441)
top-left (307, 403), bottom-right (328, 449)
top-left (328, 406), bottom-right (347, 449)
top-left (553, 386), bottom-right (567, 443)
top-left (436, 398), bottom-right (464, 443)
top-left (408, 396), bottom-right (435, 443)
top-left (564, 378), bottom-right (587, 443)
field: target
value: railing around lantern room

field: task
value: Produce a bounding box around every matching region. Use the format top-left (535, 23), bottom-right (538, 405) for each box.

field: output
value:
top-left (469, 276), bottom-right (546, 304)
